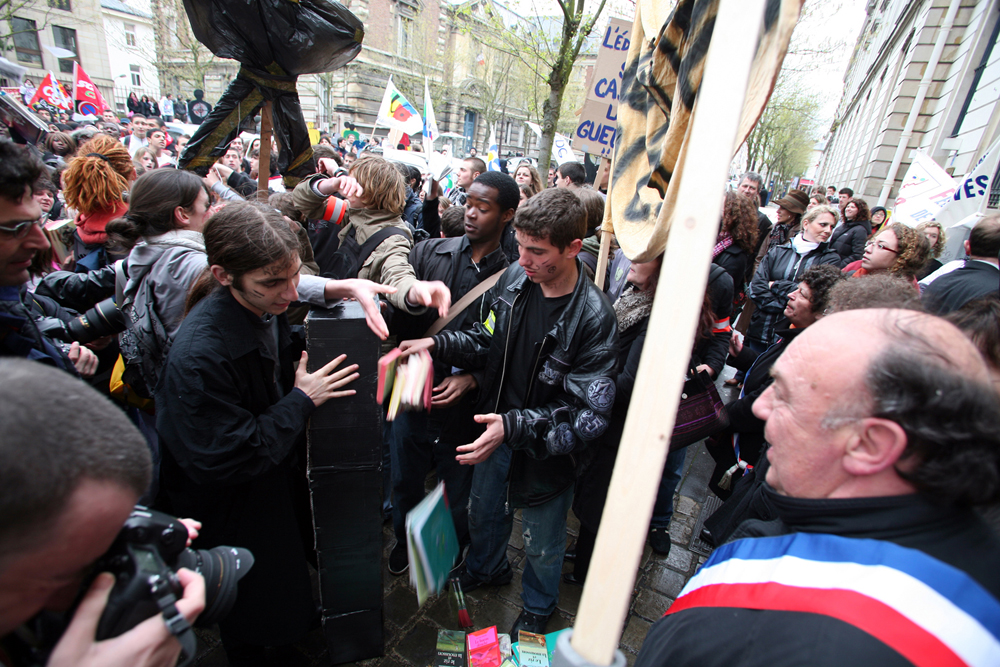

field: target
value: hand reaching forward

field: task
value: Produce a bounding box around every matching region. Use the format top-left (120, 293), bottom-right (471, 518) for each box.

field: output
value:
top-left (294, 352), bottom-right (360, 407)
top-left (398, 337), bottom-right (436, 358)
top-left (407, 280), bottom-right (451, 317)
top-left (431, 373), bottom-right (477, 408)
top-left (324, 278), bottom-right (398, 339)
top-left (455, 414), bottom-right (504, 465)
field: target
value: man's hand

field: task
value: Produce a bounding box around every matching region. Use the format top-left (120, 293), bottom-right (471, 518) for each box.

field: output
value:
top-left (428, 178), bottom-right (441, 200)
top-left (322, 278), bottom-right (397, 340)
top-left (316, 157), bottom-right (342, 177)
top-left (399, 337), bottom-right (436, 358)
top-left (68, 342), bottom-right (98, 377)
top-left (694, 364), bottom-right (715, 378)
top-left (407, 280), bottom-right (451, 317)
top-left (293, 352), bottom-right (360, 407)
top-left (212, 162), bottom-right (234, 180)
top-left (431, 374), bottom-right (477, 408)
top-left (728, 333), bottom-right (743, 357)
top-left (316, 173), bottom-right (363, 201)
top-left (177, 518), bottom-right (201, 547)
top-left (456, 414), bottom-right (504, 465)
top-left (204, 169), bottom-right (220, 187)
top-left (47, 569), bottom-right (205, 667)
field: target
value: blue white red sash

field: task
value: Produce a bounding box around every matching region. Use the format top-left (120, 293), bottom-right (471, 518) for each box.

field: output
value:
top-left (667, 532), bottom-right (1000, 667)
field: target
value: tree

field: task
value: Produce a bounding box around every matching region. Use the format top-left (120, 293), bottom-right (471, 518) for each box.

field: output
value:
top-left (150, 0), bottom-right (222, 94)
top-left (745, 75), bottom-right (822, 191)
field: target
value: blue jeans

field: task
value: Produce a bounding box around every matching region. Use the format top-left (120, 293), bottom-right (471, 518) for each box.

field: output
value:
top-left (520, 485), bottom-right (574, 616)
top-left (650, 448), bottom-right (687, 528)
top-left (390, 410), bottom-right (473, 547)
top-left (465, 442), bottom-right (513, 581)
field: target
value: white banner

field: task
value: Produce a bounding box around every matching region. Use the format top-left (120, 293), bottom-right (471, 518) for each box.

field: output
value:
top-left (552, 133), bottom-right (576, 165)
top-left (892, 152), bottom-right (957, 227)
top-left (936, 136), bottom-right (1000, 229)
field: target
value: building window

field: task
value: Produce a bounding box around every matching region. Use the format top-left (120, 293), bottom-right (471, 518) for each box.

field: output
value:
top-left (52, 26), bottom-right (79, 74)
top-left (125, 23), bottom-right (137, 47)
top-left (49, 0), bottom-right (72, 9)
top-left (397, 16), bottom-right (413, 57)
top-left (12, 17), bottom-right (43, 66)
top-left (130, 64), bottom-right (142, 87)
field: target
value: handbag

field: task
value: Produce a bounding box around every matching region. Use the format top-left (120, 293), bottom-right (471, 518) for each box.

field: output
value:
top-left (669, 364), bottom-right (729, 451)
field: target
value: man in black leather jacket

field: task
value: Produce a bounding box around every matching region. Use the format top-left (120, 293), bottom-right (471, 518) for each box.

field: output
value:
top-left (401, 188), bottom-right (618, 636)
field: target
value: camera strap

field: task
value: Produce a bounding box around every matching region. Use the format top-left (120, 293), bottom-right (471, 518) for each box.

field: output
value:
top-left (149, 575), bottom-right (197, 667)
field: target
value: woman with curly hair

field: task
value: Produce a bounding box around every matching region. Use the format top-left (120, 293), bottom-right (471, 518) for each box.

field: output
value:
top-left (713, 190), bottom-right (760, 290)
top-left (514, 162), bottom-right (545, 193)
top-left (843, 222), bottom-right (931, 287)
top-left (61, 134), bottom-right (135, 270)
top-left (828, 197), bottom-right (871, 265)
top-left (916, 220), bottom-right (947, 279)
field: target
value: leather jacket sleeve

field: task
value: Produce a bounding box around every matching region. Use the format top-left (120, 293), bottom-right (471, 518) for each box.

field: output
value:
top-left (749, 249), bottom-right (787, 313)
top-left (34, 266), bottom-right (116, 311)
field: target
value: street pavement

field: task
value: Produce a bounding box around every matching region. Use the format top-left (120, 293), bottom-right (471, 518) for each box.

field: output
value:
top-left (192, 374), bottom-right (739, 666)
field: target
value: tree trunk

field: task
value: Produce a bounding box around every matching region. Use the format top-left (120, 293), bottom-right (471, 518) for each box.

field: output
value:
top-left (538, 69), bottom-right (568, 186)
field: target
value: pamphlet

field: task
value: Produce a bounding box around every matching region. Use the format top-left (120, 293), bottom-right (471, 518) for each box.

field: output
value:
top-left (436, 629), bottom-right (467, 667)
top-left (467, 626), bottom-right (502, 667)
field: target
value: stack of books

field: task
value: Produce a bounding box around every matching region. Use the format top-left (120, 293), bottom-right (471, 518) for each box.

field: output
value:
top-left (378, 348), bottom-right (433, 421)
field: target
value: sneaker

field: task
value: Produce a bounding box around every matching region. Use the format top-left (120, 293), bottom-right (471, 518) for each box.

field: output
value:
top-left (509, 609), bottom-right (551, 637)
top-left (456, 562), bottom-right (513, 593)
top-left (648, 527), bottom-right (672, 556)
top-left (388, 541), bottom-right (409, 575)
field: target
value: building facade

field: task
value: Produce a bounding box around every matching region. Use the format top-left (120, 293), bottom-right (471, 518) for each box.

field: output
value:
top-left (101, 0), bottom-right (160, 113)
top-left (816, 0), bottom-right (1000, 208)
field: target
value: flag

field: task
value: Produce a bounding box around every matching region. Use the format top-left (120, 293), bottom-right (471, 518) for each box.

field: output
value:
top-left (28, 72), bottom-right (72, 111)
top-left (486, 124), bottom-right (500, 171)
top-left (375, 77), bottom-right (423, 135)
top-left (73, 62), bottom-right (109, 116)
top-left (525, 121), bottom-right (542, 140)
top-left (936, 136), bottom-right (1000, 229)
top-left (422, 78), bottom-right (438, 146)
top-left (552, 133), bottom-right (576, 165)
top-left (892, 152), bottom-right (957, 227)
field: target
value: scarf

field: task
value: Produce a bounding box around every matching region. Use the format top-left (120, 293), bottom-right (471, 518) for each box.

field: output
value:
top-left (75, 201), bottom-right (129, 245)
top-left (791, 234), bottom-right (819, 256)
top-left (713, 232), bottom-right (733, 259)
top-left (613, 284), bottom-right (655, 331)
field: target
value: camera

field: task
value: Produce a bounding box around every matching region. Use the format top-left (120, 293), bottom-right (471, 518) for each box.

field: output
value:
top-left (36, 296), bottom-right (127, 345)
top-left (94, 507), bottom-right (253, 644)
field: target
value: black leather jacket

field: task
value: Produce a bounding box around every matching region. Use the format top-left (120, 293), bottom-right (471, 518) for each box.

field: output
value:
top-left (432, 260), bottom-right (619, 507)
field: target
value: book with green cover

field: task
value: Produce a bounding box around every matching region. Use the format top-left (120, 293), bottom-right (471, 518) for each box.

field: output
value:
top-left (436, 629), bottom-right (467, 667)
top-left (406, 481), bottom-right (459, 605)
top-left (517, 631), bottom-right (549, 667)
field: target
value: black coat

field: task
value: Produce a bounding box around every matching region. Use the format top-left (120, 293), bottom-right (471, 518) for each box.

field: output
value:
top-left (155, 288), bottom-right (316, 646)
top-left (828, 219), bottom-right (871, 265)
top-left (714, 244), bottom-right (750, 293)
top-left (921, 260), bottom-right (999, 315)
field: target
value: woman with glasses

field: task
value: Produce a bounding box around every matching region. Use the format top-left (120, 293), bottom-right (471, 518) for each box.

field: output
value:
top-left (842, 222), bottom-right (931, 287)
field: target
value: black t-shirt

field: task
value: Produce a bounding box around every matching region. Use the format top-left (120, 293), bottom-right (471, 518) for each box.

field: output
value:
top-left (498, 283), bottom-right (571, 413)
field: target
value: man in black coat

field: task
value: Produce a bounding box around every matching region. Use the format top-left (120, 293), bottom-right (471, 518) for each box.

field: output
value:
top-left (636, 309), bottom-right (1000, 667)
top-left (922, 215), bottom-right (1000, 315)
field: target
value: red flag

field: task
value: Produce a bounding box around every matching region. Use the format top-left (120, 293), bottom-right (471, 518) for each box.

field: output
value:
top-left (28, 72), bottom-right (72, 111)
top-left (73, 62), bottom-right (109, 116)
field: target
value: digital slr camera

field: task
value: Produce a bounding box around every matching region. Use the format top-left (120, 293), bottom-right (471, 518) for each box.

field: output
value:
top-left (92, 507), bottom-right (253, 663)
top-left (36, 296), bottom-right (127, 345)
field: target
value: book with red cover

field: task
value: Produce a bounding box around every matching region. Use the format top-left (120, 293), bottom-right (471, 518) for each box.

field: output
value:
top-left (377, 348), bottom-right (402, 405)
top-left (467, 626), bottom-right (501, 667)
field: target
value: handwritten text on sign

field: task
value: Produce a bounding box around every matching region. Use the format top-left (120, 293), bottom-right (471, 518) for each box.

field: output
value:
top-left (575, 17), bottom-right (631, 158)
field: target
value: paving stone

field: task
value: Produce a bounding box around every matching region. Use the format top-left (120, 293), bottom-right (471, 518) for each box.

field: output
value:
top-left (556, 574), bottom-right (583, 615)
top-left (665, 546), bottom-right (694, 573)
top-left (649, 564), bottom-right (688, 599)
top-left (675, 496), bottom-right (699, 517)
top-left (668, 521), bottom-right (692, 545)
top-left (424, 590), bottom-right (468, 630)
top-left (548, 612), bottom-right (574, 632)
top-left (620, 616), bottom-right (652, 653)
top-left (393, 621), bottom-right (440, 667)
top-left (384, 584), bottom-right (420, 629)
top-left (624, 648), bottom-right (638, 667)
top-left (509, 520), bottom-right (525, 549)
top-left (498, 567), bottom-right (524, 606)
top-left (567, 510), bottom-right (581, 536)
top-left (633, 588), bottom-right (672, 621)
top-left (470, 597), bottom-right (520, 634)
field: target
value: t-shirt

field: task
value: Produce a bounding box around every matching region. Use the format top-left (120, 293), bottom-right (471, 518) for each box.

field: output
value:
top-left (498, 283), bottom-right (571, 413)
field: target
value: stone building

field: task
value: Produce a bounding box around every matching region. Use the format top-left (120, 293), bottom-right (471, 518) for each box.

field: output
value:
top-left (816, 0), bottom-right (1000, 208)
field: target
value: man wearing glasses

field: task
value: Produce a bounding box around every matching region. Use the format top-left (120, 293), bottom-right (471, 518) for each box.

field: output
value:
top-left (0, 141), bottom-right (97, 375)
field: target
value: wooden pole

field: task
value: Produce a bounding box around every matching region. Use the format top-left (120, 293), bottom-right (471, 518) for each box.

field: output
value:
top-left (593, 157), bottom-right (612, 291)
top-left (570, 0), bottom-right (767, 663)
top-left (257, 101), bottom-right (273, 202)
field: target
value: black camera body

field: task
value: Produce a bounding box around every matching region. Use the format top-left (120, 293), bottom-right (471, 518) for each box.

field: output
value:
top-left (36, 296), bottom-right (127, 345)
top-left (94, 507), bottom-right (253, 645)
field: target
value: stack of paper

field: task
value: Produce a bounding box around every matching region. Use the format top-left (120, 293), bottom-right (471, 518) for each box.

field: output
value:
top-left (406, 481), bottom-right (459, 605)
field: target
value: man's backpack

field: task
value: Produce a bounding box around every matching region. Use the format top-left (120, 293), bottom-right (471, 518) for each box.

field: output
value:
top-left (324, 226), bottom-right (408, 280)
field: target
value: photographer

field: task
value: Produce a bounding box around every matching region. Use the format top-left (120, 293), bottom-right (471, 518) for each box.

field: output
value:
top-left (0, 358), bottom-right (205, 667)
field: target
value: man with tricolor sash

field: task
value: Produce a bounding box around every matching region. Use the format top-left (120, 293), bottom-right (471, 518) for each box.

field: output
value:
top-left (637, 309), bottom-right (1000, 667)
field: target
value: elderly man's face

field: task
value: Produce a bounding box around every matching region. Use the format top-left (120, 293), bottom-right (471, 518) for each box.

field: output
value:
top-left (738, 178), bottom-right (759, 199)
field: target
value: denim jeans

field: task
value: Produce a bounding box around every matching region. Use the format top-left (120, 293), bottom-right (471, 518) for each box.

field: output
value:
top-left (650, 447), bottom-right (687, 528)
top-left (465, 442), bottom-right (513, 581)
top-left (520, 485), bottom-right (574, 616)
top-left (390, 410), bottom-right (473, 547)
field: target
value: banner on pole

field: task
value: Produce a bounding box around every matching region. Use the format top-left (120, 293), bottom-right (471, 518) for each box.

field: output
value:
top-left (375, 77), bottom-right (423, 135)
top-left (27, 72), bottom-right (72, 111)
top-left (936, 137), bottom-right (1000, 229)
top-left (892, 152), bottom-right (957, 227)
top-left (574, 17), bottom-right (630, 158)
top-left (73, 62), bottom-right (109, 116)
top-left (552, 133), bottom-right (575, 165)
top-left (422, 78), bottom-right (438, 146)
top-left (486, 124), bottom-right (500, 171)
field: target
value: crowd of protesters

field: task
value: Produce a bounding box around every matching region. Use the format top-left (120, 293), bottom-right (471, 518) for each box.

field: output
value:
top-left (1, 97), bottom-right (999, 667)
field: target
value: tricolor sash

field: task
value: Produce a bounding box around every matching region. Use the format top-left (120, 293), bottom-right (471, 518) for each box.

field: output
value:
top-left (667, 533), bottom-right (1000, 667)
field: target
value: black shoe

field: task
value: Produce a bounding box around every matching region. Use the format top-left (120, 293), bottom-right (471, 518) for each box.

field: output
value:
top-left (457, 562), bottom-right (513, 592)
top-left (510, 609), bottom-right (551, 637)
top-left (562, 571), bottom-right (585, 587)
top-left (648, 527), bottom-right (672, 556)
top-left (564, 548), bottom-right (576, 561)
top-left (699, 528), bottom-right (716, 547)
top-left (388, 541), bottom-right (409, 575)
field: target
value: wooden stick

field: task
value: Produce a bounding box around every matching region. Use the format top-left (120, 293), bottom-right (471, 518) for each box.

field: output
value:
top-left (570, 0), bottom-right (767, 663)
top-left (257, 101), bottom-right (273, 202)
top-left (594, 157), bottom-right (612, 291)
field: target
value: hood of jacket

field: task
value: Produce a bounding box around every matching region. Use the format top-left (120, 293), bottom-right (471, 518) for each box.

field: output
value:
top-left (75, 201), bottom-right (129, 245)
top-left (126, 230), bottom-right (206, 286)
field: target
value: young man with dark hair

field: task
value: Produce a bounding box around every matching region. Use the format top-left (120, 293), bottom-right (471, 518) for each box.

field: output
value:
top-left (838, 186), bottom-right (854, 212)
top-left (126, 113), bottom-right (148, 156)
top-left (448, 157), bottom-right (487, 206)
top-left (401, 187), bottom-right (619, 636)
top-left (922, 214), bottom-right (1000, 315)
top-left (555, 161), bottom-right (586, 188)
top-left (386, 171), bottom-right (520, 576)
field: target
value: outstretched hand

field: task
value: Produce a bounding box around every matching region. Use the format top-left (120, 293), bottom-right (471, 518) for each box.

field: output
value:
top-left (432, 373), bottom-right (477, 408)
top-left (294, 352), bottom-right (360, 407)
top-left (407, 280), bottom-right (451, 317)
top-left (455, 414), bottom-right (504, 465)
top-left (399, 337), bottom-right (436, 358)
top-left (323, 278), bottom-right (397, 339)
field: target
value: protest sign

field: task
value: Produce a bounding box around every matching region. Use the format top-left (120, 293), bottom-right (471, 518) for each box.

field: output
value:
top-left (892, 152), bottom-right (957, 227)
top-left (574, 17), bottom-right (630, 158)
top-left (937, 136), bottom-right (1000, 228)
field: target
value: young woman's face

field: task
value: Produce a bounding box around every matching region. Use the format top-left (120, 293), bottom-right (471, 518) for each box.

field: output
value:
top-left (872, 210), bottom-right (886, 226)
top-left (515, 167), bottom-right (531, 185)
top-left (776, 206), bottom-right (793, 224)
top-left (33, 189), bottom-right (54, 213)
top-left (862, 229), bottom-right (900, 272)
top-left (845, 202), bottom-right (858, 219)
top-left (140, 153), bottom-right (154, 170)
top-left (801, 212), bottom-right (835, 244)
top-left (923, 226), bottom-right (940, 247)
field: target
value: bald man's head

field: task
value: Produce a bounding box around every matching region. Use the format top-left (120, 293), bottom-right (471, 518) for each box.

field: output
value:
top-left (755, 309), bottom-right (1000, 505)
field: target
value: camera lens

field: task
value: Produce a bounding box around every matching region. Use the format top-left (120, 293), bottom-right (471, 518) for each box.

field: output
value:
top-left (66, 297), bottom-right (128, 344)
top-left (175, 546), bottom-right (254, 627)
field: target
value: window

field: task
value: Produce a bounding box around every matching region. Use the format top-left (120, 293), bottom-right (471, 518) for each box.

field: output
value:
top-left (49, 0), bottom-right (72, 9)
top-left (52, 26), bottom-right (79, 74)
top-left (125, 23), bottom-right (137, 47)
top-left (397, 16), bottom-right (413, 57)
top-left (12, 17), bottom-right (43, 66)
top-left (130, 64), bottom-right (141, 87)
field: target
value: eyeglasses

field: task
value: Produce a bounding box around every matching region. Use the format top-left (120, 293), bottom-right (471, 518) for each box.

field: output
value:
top-left (0, 219), bottom-right (43, 239)
top-left (866, 240), bottom-right (898, 254)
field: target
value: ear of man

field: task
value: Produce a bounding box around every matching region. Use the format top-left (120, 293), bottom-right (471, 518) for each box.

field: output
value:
top-left (841, 418), bottom-right (909, 478)
top-left (210, 264), bottom-right (233, 287)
